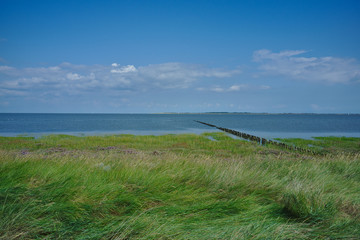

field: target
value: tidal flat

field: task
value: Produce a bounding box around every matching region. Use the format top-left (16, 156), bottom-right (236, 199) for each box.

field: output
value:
top-left (1, 133), bottom-right (359, 239)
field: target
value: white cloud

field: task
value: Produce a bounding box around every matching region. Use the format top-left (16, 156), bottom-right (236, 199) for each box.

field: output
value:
top-left (111, 65), bottom-right (137, 73)
top-left (212, 87), bottom-right (225, 92)
top-left (66, 73), bottom-right (83, 80)
top-left (210, 85), bottom-right (247, 92)
top-left (229, 85), bottom-right (243, 91)
top-left (253, 49), bottom-right (360, 83)
top-left (0, 88), bottom-right (27, 96)
top-left (0, 62), bottom-right (240, 97)
top-left (253, 49), bottom-right (307, 62)
top-left (0, 65), bottom-right (15, 72)
top-left (198, 84), bottom-right (269, 93)
top-left (137, 62), bottom-right (240, 89)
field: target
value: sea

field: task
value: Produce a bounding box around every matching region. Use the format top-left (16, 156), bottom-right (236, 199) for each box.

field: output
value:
top-left (1, 113), bottom-right (360, 139)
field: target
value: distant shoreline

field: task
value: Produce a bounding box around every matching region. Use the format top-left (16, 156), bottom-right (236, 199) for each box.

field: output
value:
top-left (153, 112), bottom-right (360, 115)
top-left (2, 131), bottom-right (360, 140)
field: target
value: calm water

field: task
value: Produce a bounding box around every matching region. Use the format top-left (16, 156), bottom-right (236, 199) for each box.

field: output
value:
top-left (1, 113), bottom-right (360, 139)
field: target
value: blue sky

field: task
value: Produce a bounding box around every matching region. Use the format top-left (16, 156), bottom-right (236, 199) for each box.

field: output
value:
top-left (0, 0), bottom-right (360, 113)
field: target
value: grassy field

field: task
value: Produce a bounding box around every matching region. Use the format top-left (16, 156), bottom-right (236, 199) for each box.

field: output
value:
top-left (0, 133), bottom-right (359, 239)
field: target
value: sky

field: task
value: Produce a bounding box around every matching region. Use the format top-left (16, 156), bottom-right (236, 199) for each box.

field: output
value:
top-left (0, 0), bottom-right (360, 113)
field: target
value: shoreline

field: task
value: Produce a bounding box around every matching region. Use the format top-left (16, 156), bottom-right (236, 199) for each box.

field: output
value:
top-left (1, 130), bottom-right (360, 140)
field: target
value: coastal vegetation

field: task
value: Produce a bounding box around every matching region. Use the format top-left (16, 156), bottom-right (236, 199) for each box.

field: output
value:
top-left (1, 133), bottom-right (359, 239)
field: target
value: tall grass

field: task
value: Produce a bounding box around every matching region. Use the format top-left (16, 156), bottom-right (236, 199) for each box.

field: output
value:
top-left (0, 133), bottom-right (359, 239)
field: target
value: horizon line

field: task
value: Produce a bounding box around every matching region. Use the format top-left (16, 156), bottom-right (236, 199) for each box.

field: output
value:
top-left (0, 112), bottom-right (359, 115)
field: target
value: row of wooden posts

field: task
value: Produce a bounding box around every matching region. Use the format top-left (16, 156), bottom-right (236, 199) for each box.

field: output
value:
top-left (195, 120), bottom-right (316, 154)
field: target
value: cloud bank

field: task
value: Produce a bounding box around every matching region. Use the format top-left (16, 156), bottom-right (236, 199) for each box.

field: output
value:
top-left (0, 62), bottom-right (241, 97)
top-left (253, 49), bottom-right (360, 83)
top-left (1, 50), bottom-right (359, 113)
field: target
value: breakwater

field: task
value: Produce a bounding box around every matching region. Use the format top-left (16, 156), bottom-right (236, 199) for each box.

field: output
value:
top-left (195, 120), bottom-right (317, 154)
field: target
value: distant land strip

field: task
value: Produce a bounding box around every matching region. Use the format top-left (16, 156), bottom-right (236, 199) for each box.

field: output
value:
top-left (194, 120), bottom-right (318, 154)
top-left (154, 112), bottom-right (360, 115)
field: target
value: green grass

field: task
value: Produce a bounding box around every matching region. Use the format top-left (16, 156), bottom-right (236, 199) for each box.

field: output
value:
top-left (1, 133), bottom-right (359, 239)
top-left (275, 136), bottom-right (360, 154)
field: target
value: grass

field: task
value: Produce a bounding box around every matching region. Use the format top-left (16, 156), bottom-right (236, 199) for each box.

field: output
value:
top-left (0, 133), bottom-right (359, 239)
top-left (275, 136), bottom-right (360, 154)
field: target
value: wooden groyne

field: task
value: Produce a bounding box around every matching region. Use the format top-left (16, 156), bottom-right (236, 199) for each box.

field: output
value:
top-left (195, 120), bottom-right (316, 154)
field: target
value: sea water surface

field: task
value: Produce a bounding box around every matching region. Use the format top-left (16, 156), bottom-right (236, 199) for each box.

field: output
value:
top-left (1, 113), bottom-right (360, 139)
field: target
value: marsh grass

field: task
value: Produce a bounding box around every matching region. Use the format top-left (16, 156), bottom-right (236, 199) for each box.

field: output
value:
top-left (275, 136), bottom-right (360, 155)
top-left (0, 133), bottom-right (359, 239)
